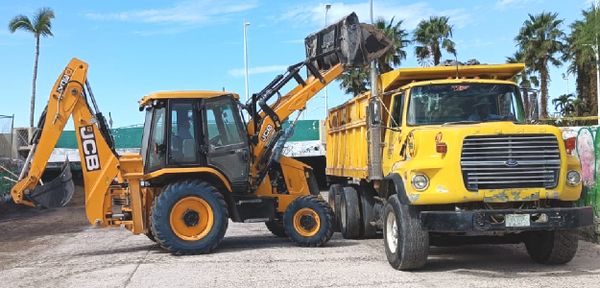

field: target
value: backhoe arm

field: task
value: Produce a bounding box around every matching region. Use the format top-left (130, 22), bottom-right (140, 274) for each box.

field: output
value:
top-left (11, 58), bottom-right (121, 226)
top-left (246, 13), bottom-right (391, 187)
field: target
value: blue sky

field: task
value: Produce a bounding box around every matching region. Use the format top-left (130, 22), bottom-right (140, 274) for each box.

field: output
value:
top-left (0, 0), bottom-right (596, 127)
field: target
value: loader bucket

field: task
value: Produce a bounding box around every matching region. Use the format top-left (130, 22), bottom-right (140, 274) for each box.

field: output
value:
top-left (28, 160), bottom-right (74, 209)
top-left (304, 12), bottom-right (392, 71)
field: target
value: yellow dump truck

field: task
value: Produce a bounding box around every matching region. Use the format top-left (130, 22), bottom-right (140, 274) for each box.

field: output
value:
top-left (326, 64), bottom-right (593, 270)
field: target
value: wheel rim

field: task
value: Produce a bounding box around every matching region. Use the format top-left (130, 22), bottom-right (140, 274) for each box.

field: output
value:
top-left (293, 208), bottom-right (321, 237)
top-left (386, 211), bottom-right (398, 252)
top-left (169, 196), bottom-right (214, 241)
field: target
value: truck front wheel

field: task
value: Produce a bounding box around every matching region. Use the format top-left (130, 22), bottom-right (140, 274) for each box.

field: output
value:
top-left (524, 230), bottom-right (578, 265)
top-left (383, 195), bottom-right (429, 270)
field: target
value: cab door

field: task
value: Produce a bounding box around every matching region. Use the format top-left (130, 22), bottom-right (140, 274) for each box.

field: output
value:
top-left (202, 96), bottom-right (250, 193)
top-left (382, 91), bottom-right (405, 173)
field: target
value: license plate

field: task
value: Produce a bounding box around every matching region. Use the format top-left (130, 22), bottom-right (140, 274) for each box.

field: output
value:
top-left (505, 214), bottom-right (530, 227)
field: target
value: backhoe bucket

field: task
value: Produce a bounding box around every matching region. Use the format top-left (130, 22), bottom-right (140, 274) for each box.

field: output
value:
top-left (29, 160), bottom-right (74, 209)
top-left (305, 12), bottom-right (392, 71)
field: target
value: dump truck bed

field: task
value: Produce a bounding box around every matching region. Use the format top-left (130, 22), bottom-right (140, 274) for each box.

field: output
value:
top-left (326, 92), bottom-right (371, 179)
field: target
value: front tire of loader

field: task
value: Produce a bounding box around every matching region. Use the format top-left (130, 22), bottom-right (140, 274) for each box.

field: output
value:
top-left (283, 196), bottom-right (334, 247)
top-left (383, 195), bottom-right (429, 270)
top-left (524, 230), bottom-right (579, 265)
top-left (151, 180), bottom-right (228, 255)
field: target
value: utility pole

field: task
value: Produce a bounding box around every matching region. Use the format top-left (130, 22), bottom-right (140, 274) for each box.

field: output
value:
top-left (243, 20), bottom-right (250, 103)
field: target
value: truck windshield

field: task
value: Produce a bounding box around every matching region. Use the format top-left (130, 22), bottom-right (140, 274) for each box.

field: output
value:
top-left (407, 83), bottom-right (525, 125)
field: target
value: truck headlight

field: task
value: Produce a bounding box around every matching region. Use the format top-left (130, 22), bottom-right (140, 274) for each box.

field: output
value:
top-left (411, 174), bottom-right (429, 191)
top-left (566, 170), bottom-right (581, 186)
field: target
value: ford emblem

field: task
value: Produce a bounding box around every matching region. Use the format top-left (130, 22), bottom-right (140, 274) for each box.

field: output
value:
top-left (505, 159), bottom-right (519, 167)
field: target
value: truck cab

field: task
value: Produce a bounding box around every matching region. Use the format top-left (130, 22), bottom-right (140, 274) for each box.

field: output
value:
top-left (326, 64), bottom-right (593, 270)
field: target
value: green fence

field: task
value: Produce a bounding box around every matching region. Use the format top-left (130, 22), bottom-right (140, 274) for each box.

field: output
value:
top-left (574, 126), bottom-right (600, 216)
top-left (55, 120), bottom-right (322, 149)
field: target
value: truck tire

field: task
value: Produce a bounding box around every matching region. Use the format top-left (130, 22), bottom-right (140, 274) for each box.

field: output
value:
top-left (328, 184), bottom-right (343, 231)
top-left (283, 196), bottom-right (334, 247)
top-left (383, 194), bottom-right (429, 270)
top-left (359, 189), bottom-right (379, 238)
top-left (340, 186), bottom-right (362, 239)
top-left (524, 230), bottom-right (578, 265)
top-left (307, 170), bottom-right (321, 196)
top-left (265, 220), bottom-right (287, 237)
top-left (151, 180), bottom-right (229, 255)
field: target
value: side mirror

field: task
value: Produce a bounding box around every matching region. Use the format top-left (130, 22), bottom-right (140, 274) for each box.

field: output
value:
top-left (368, 101), bottom-right (381, 125)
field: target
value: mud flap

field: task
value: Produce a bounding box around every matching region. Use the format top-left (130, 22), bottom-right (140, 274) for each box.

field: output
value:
top-left (304, 12), bottom-right (392, 71)
top-left (28, 160), bottom-right (75, 209)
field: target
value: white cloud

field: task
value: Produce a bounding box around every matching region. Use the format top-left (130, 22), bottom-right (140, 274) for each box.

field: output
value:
top-left (228, 65), bottom-right (288, 77)
top-left (85, 0), bottom-right (257, 25)
top-left (278, 1), bottom-right (472, 30)
top-left (494, 0), bottom-right (540, 10)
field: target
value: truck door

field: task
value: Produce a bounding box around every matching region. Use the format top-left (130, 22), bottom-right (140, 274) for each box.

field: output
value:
top-left (383, 91), bottom-right (405, 173)
top-left (203, 96), bottom-right (250, 193)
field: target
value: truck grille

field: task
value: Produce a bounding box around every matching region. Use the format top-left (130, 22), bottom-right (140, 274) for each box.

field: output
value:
top-left (460, 134), bottom-right (560, 190)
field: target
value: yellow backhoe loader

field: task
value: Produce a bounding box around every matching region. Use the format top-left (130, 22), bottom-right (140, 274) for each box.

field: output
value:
top-left (10, 13), bottom-right (391, 254)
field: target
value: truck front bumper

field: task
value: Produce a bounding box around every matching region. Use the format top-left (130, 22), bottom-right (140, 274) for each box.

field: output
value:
top-left (421, 206), bottom-right (593, 232)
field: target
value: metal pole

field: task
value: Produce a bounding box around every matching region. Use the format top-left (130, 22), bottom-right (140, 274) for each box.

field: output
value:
top-left (243, 21), bottom-right (250, 103)
top-left (324, 4), bottom-right (331, 115)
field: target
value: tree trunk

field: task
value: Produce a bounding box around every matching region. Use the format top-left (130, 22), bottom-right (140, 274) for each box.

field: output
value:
top-left (539, 65), bottom-right (549, 118)
top-left (432, 44), bottom-right (440, 66)
top-left (30, 35), bottom-right (40, 128)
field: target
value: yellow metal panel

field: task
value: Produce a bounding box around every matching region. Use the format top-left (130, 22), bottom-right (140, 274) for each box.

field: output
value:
top-left (380, 63), bottom-right (525, 92)
top-left (139, 91), bottom-right (239, 106)
top-left (144, 167), bottom-right (232, 192)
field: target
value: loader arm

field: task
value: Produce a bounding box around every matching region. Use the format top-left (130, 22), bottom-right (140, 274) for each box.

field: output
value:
top-left (246, 13), bottom-right (392, 188)
top-left (11, 58), bottom-right (121, 226)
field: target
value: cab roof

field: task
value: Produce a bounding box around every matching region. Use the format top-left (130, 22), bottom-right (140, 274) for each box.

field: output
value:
top-left (380, 63), bottom-right (525, 92)
top-left (139, 90), bottom-right (239, 106)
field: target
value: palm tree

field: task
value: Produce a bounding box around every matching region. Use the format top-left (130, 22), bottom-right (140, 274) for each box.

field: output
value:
top-left (339, 68), bottom-right (369, 96)
top-left (506, 50), bottom-right (539, 118)
top-left (9, 7), bottom-right (55, 127)
top-left (552, 93), bottom-right (575, 116)
top-left (375, 17), bottom-right (411, 73)
top-left (339, 17), bottom-right (410, 96)
top-left (413, 16), bottom-right (456, 66)
top-left (565, 7), bottom-right (599, 119)
top-left (515, 12), bottom-right (566, 118)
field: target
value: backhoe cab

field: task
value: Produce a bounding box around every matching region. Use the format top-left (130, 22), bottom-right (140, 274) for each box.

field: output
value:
top-left (11, 13), bottom-right (391, 254)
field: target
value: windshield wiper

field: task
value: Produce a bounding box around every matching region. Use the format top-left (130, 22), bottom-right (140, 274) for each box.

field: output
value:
top-left (442, 120), bottom-right (480, 126)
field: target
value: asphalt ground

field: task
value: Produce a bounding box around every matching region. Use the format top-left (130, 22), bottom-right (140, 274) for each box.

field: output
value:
top-left (1, 187), bottom-right (599, 288)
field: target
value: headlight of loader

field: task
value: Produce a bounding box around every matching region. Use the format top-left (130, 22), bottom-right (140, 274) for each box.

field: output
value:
top-left (566, 170), bottom-right (581, 186)
top-left (411, 174), bottom-right (429, 191)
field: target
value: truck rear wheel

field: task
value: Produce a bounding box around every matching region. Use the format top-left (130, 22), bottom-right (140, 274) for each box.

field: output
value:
top-left (151, 180), bottom-right (228, 255)
top-left (265, 220), bottom-right (287, 237)
top-left (359, 189), bottom-right (379, 238)
top-left (340, 186), bottom-right (361, 239)
top-left (328, 184), bottom-right (343, 231)
top-left (524, 230), bottom-right (578, 265)
top-left (383, 195), bottom-right (429, 270)
top-left (283, 196), bottom-right (334, 247)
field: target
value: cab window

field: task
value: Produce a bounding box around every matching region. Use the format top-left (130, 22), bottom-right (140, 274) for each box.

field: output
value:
top-left (390, 92), bottom-right (404, 127)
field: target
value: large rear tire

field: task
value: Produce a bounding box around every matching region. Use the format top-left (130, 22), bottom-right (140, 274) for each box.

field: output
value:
top-left (340, 186), bottom-right (361, 239)
top-left (151, 180), bottom-right (228, 255)
top-left (383, 195), bottom-right (429, 270)
top-left (328, 184), bottom-right (343, 231)
top-left (359, 189), bottom-right (378, 238)
top-left (265, 220), bottom-right (287, 237)
top-left (524, 230), bottom-right (578, 265)
top-left (283, 196), bottom-right (334, 247)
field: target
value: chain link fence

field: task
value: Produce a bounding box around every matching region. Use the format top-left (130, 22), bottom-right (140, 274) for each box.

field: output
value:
top-left (0, 114), bottom-right (17, 202)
